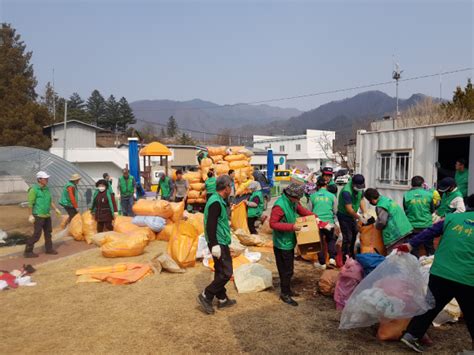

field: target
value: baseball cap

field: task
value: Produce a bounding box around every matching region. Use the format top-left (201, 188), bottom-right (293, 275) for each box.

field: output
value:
top-left (321, 167), bottom-right (334, 175)
top-left (352, 174), bottom-right (365, 189)
top-left (36, 171), bottom-right (50, 179)
top-left (438, 177), bottom-right (456, 192)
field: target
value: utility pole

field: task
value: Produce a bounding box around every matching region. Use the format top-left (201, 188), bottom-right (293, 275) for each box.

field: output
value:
top-left (439, 66), bottom-right (443, 101)
top-left (63, 101), bottom-right (68, 160)
top-left (52, 68), bottom-right (56, 141)
top-left (392, 62), bottom-right (402, 118)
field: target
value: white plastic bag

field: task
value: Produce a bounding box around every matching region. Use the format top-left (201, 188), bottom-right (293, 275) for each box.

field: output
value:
top-left (339, 252), bottom-right (434, 329)
top-left (233, 263), bottom-right (272, 293)
top-left (196, 234), bottom-right (211, 259)
top-left (132, 215), bottom-right (166, 232)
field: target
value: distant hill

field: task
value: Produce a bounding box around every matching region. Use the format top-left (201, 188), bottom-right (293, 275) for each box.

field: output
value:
top-left (130, 98), bottom-right (302, 133)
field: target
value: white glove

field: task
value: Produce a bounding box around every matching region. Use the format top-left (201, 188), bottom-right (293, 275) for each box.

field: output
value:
top-left (315, 217), bottom-right (320, 225)
top-left (28, 215), bottom-right (35, 224)
top-left (323, 223), bottom-right (334, 231)
top-left (55, 208), bottom-right (61, 216)
top-left (211, 245), bottom-right (222, 259)
top-left (432, 213), bottom-right (441, 223)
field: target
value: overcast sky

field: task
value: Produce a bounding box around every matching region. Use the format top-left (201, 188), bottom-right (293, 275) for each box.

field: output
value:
top-left (1, 0), bottom-right (472, 111)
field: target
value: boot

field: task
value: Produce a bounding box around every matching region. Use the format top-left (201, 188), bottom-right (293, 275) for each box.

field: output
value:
top-left (45, 249), bottom-right (58, 255)
top-left (24, 251), bottom-right (39, 258)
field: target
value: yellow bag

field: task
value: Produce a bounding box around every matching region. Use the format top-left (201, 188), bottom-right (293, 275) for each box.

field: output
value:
top-left (207, 146), bottom-right (227, 156)
top-left (185, 212), bottom-right (204, 235)
top-left (114, 216), bottom-right (133, 226)
top-left (229, 160), bottom-right (250, 170)
top-left (200, 157), bottom-right (213, 168)
top-left (201, 167), bottom-right (210, 181)
top-left (91, 231), bottom-right (124, 246)
top-left (229, 146), bottom-right (245, 154)
top-left (212, 155), bottom-right (223, 162)
top-left (183, 171), bottom-right (201, 184)
top-left (190, 183), bottom-right (205, 191)
top-left (157, 223), bottom-right (175, 241)
top-left (231, 201), bottom-right (250, 234)
top-left (212, 163), bottom-right (230, 176)
top-left (114, 221), bottom-right (155, 241)
top-left (82, 211), bottom-right (98, 244)
top-left (224, 154), bottom-right (246, 162)
top-left (132, 199), bottom-right (173, 219)
top-left (167, 221), bottom-right (200, 268)
top-left (188, 190), bottom-right (206, 199)
top-left (187, 198), bottom-right (206, 204)
top-left (101, 233), bottom-right (148, 258)
top-left (69, 213), bottom-right (84, 241)
top-left (170, 201), bottom-right (185, 223)
top-left (236, 179), bottom-right (253, 196)
top-left (235, 170), bottom-right (248, 183)
top-left (360, 223), bottom-right (386, 255)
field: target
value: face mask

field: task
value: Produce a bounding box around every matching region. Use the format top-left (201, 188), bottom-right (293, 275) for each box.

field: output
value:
top-left (353, 187), bottom-right (364, 192)
top-left (98, 186), bottom-right (106, 192)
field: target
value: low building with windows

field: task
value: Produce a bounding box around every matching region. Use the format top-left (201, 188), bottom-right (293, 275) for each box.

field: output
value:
top-left (253, 129), bottom-right (336, 172)
top-left (356, 119), bottom-right (474, 205)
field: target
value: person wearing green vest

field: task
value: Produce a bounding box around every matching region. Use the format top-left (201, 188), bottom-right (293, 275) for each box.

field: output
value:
top-left (102, 172), bottom-right (114, 195)
top-left (310, 177), bottom-right (338, 269)
top-left (118, 168), bottom-right (136, 217)
top-left (25, 171), bottom-right (61, 258)
top-left (337, 174), bottom-right (366, 261)
top-left (436, 158), bottom-right (469, 198)
top-left (156, 172), bottom-right (173, 201)
top-left (403, 176), bottom-right (435, 256)
top-left (364, 188), bottom-right (413, 252)
top-left (91, 179), bottom-right (118, 232)
top-left (246, 181), bottom-right (265, 234)
top-left (205, 170), bottom-right (217, 201)
top-left (198, 175), bottom-right (235, 315)
top-left (270, 183), bottom-right (316, 306)
top-left (398, 194), bottom-right (474, 353)
top-left (321, 166), bottom-right (338, 195)
top-left (434, 177), bottom-right (466, 220)
top-left (59, 173), bottom-right (81, 225)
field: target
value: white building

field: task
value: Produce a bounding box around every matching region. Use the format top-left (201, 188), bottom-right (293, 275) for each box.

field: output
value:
top-left (356, 119), bottom-right (474, 205)
top-left (253, 129), bottom-right (336, 172)
top-left (249, 147), bottom-right (287, 171)
top-left (44, 120), bottom-right (107, 149)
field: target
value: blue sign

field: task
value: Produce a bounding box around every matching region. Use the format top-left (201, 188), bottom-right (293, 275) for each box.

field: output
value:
top-left (279, 156), bottom-right (284, 165)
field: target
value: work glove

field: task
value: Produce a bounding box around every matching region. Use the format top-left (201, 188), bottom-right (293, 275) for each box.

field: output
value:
top-left (113, 212), bottom-right (119, 218)
top-left (28, 215), bottom-right (35, 224)
top-left (432, 213), bottom-right (441, 224)
top-left (211, 245), bottom-right (222, 259)
top-left (323, 223), bottom-right (334, 231)
top-left (55, 208), bottom-right (61, 216)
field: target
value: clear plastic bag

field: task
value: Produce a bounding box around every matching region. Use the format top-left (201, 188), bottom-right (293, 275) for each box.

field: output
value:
top-left (339, 252), bottom-right (434, 329)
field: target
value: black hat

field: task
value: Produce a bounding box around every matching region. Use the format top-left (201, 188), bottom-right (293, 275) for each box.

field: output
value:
top-left (438, 177), bottom-right (456, 192)
top-left (96, 179), bottom-right (108, 187)
top-left (352, 174), bottom-right (365, 189)
top-left (322, 167), bottom-right (334, 175)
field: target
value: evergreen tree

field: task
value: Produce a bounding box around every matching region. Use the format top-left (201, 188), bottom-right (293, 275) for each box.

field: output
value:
top-left (86, 89), bottom-right (106, 126)
top-left (0, 24), bottom-right (50, 149)
top-left (179, 132), bottom-right (195, 145)
top-left (103, 94), bottom-right (120, 130)
top-left (442, 79), bottom-right (474, 120)
top-left (67, 92), bottom-right (91, 122)
top-left (117, 97), bottom-right (136, 131)
top-left (166, 116), bottom-right (178, 137)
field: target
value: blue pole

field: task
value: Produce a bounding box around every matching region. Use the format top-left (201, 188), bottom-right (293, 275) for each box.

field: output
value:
top-left (128, 138), bottom-right (144, 196)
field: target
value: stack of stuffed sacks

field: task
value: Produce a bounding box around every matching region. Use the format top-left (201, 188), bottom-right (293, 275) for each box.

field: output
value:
top-left (184, 171), bottom-right (206, 204)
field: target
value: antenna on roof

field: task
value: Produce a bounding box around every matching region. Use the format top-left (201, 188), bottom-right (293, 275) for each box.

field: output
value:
top-left (392, 56), bottom-right (403, 118)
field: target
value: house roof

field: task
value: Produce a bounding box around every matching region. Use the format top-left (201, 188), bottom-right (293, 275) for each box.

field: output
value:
top-left (139, 141), bottom-right (172, 156)
top-left (43, 120), bottom-right (107, 131)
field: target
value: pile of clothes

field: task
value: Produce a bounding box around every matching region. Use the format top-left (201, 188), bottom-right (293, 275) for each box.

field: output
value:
top-left (0, 264), bottom-right (37, 290)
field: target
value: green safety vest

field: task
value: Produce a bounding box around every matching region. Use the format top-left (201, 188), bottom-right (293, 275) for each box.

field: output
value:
top-left (337, 179), bottom-right (363, 217)
top-left (272, 194), bottom-right (298, 250)
top-left (91, 189), bottom-right (115, 214)
top-left (430, 211), bottom-right (474, 286)
top-left (204, 193), bottom-right (231, 245)
top-left (107, 180), bottom-right (114, 194)
top-left (403, 188), bottom-right (433, 229)
top-left (30, 184), bottom-right (52, 217)
top-left (158, 176), bottom-right (171, 198)
top-left (310, 188), bottom-right (335, 224)
top-left (455, 169), bottom-right (469, 198)
top-left (376, 195), bottom-right (413, 246)
top-left (119, 176), bottom-right (135, 196)
top-left (59, 181), bottom-right (78, 208)
top-left (437, 189), bottom-right (463, 217)
top-left (247, 190), bottom-right (264, 218)
top-left (205, 177), bottom-right (217, 195)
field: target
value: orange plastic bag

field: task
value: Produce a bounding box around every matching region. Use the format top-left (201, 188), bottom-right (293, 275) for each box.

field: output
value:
top-left (207, 254), bottom-right (250, 272)
top-left (235, 170), bottom-right (248, 183)
top-left (212, 155), bottom-right (223, 162)
top-left (224, 154), bottom-right (246, 162)
top-left (82, 211), bottom-right (98, 244)
top-left (188, 190), bottom-right (206, 199)
top-left (185, 212), bottom-right (204, 235)
top-left (229, 160), bottom-right (250, 170)
top-left (236, 179), bottom-right (252, 196)
top-left (190, 183), bottom-right (205, 191)
top-left (231, 201), bottom-right (250, 234)
top-left (212, 163), bottom-right (230, 176)
top-left (377, 319), bottom-right (411, 341)
top-left (133, 199), bottom-right (173, 218)
top-left (93, 264), bottom-right (152, 285)
top-left (360, 223), bottom-right (386, 255)
top-left (167, 221), bottom-right (200, 268)
top-left (187, 198), bottom-right (206, 204)
top-left (69, 214), bottom-right (84, 241)
top-left (157, 223), bottom-right (175, 241)
top-left (229, 146), bottom-right (245, 154)
top-left (170, 201), bottom-right (185, 223)
top-left (114, 221), bottom-right (155, 241)
top-left (200, 157), bottom-right (213, 168)
top-left (183, 171), bottom-right (202, 183)
top-left (318, 269), bottom-right (340, 296)
top-left (207, 146), bottom-right (227, 156)
top-left (101, 233), bottom-right (148, 258)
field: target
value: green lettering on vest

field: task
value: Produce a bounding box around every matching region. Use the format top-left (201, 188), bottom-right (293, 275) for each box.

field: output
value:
top-left (403, 188), bottom-right (433, 229)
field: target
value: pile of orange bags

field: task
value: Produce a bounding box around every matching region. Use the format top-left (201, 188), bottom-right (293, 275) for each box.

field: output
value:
top-left (69, 214), bottom-right (84, 241)
top-left (132, 199), bottom-right (173, 219)
top-left (114, 216), bottom-right (156, 241)
top-left (82, 211), bottom-right (98, 244)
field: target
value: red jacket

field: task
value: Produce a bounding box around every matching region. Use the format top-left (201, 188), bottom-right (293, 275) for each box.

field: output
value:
top-left (270, 204), bottom-right (315, 232)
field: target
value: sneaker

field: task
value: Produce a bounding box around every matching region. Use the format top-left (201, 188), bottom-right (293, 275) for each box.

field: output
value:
top-left (289, 290), bottom-right (300, 297)
top-left (45, 249), bottom-right (58, 255)
top-left (197, 294), bottom-right (215, 315)
top-left (401, 333), bottom-right (424, 353)
top-left (217, 298), bottom-right (237, 309)
top-left (314, 262), bottom-right (326, 270)
top-left (329, 258), bottom-right (337, 267)
top-left (280, 294), bottom-right (298, 307)
top-left (24, 252), bottom-right (39, 258)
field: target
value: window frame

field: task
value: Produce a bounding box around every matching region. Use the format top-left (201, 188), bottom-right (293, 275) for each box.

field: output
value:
top-left (279, 145), bottom-right (285, 152)
top-left (295, 144), bottom-right (301, 152)
top-left (376, 150), bottom-right (412, 188)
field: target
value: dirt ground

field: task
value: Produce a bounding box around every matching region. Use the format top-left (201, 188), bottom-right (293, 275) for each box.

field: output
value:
top-left (0, 239), bottom-right (470, 354)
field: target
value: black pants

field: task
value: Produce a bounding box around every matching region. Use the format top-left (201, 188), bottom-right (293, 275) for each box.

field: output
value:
top-left (406, 274), bottom-right (474, 341)
top-left (64, 206), bottom-right (78, 225)
top-left (338, 215), bottom-right (358, 261)
top-left (26, 216), bottom-right (53, 253)
top-left (97, 221), bottom-right (113, 233)
top-left (274, 247), bottom-right (294, 296)
top-left (410, 228), bottom-right (435, 257)
top-left (204, 245), bottom-right (233, 301)
top-left (247, 217), bottom-right (258, 234)
top-left (318, 228), bottom-right (337, 264)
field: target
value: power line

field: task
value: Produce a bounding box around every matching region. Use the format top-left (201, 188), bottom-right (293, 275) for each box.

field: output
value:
top-left (133, 67), bottom-right (472, 112)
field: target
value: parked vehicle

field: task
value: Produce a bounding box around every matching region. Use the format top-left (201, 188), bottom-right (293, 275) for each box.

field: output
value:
top-left (335, 174), bottom-right (350, 185)
top-left (275, 169), bottom-right (292, 182)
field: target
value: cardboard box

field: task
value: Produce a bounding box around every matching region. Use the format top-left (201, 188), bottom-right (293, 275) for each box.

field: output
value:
top-left (295, 215), bottom-right (321, 255)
